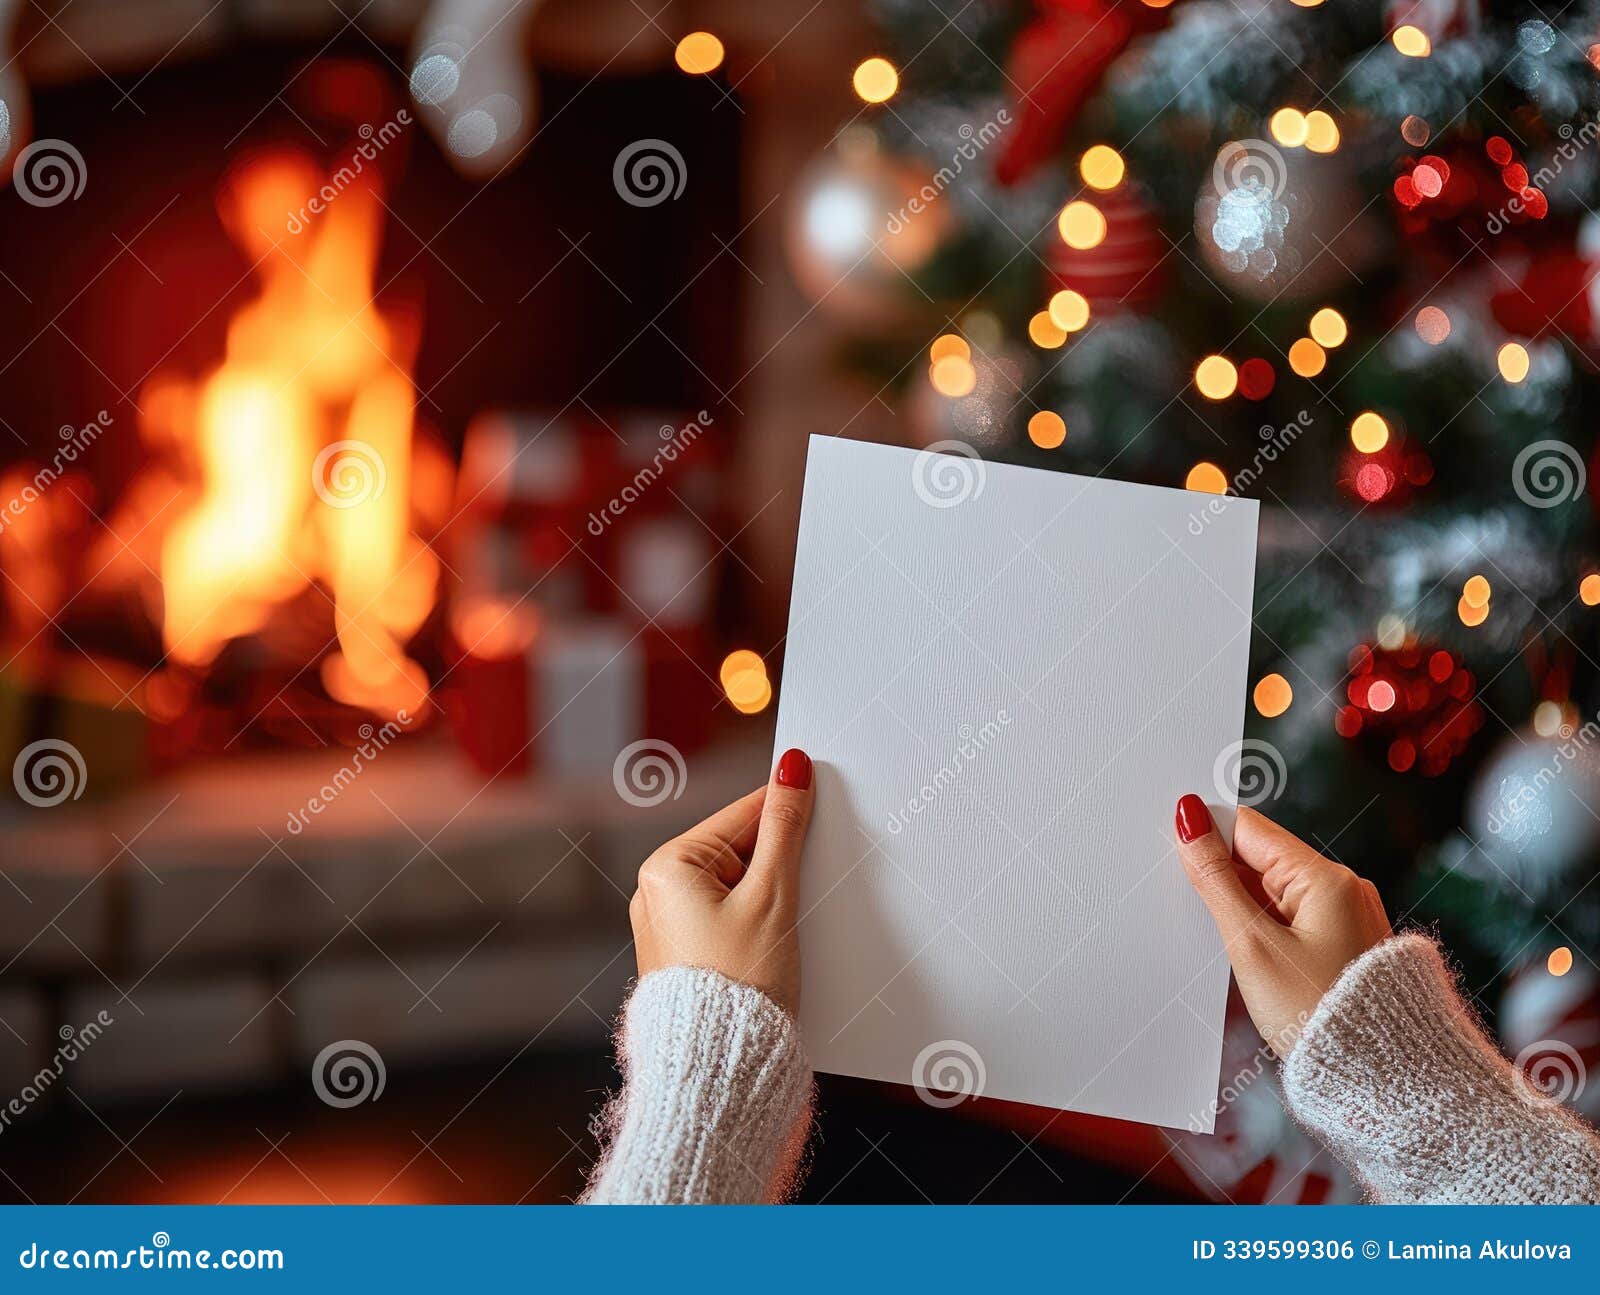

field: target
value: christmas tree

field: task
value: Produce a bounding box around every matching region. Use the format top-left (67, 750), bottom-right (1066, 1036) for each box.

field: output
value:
top-left (784, 0), bottom-right (1600, 1077)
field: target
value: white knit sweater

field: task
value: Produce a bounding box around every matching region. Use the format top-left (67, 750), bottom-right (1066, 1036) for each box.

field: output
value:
top-left (582, 935), bottom-right (1600, 1203)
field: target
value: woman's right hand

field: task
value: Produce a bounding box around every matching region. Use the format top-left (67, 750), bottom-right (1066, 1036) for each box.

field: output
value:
top-left (1173, 796), bottom-right (1392, 1058)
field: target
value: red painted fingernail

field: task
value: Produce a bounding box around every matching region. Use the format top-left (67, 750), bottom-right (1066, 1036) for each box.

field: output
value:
top-left (776, 748), bottom-right (812, 790)
top-left (1176, 794), bottom-right (1212, 844)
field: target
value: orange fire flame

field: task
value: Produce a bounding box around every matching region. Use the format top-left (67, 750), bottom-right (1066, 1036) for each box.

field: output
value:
top-left (147, 148), bottom-right (440, 720)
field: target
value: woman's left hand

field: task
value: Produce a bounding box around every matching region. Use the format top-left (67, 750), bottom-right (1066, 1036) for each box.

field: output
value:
top-left (629, 749), bottom-right (815, 1016)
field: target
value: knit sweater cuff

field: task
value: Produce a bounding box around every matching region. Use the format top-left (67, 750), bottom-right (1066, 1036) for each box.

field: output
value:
top-left (1282, 933), bottom-right (1600, 1203)
top-left (582, 966), bottom-right (813, 1204)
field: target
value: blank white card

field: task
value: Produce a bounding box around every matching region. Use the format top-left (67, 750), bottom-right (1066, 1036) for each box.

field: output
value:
top-left (773, 436), bottom-right (1259, 1131)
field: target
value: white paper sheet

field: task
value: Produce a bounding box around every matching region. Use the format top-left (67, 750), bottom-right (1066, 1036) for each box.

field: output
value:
top-left (773, 436), bottom-right (1260, 1132)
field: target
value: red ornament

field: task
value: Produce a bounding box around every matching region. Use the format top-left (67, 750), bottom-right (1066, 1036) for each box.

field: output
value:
top-left (1046, 182), bottom-right (1167, 313)
top-left (995, 0), bottom-right (1170, 186)
top-left (1337, 640), bottom-right (1484, 776)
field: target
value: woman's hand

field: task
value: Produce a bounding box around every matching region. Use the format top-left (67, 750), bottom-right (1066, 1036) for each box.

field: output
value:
top-left (1173, 796), bottom-right (1392, 1057)
top-left (629, 749), bottom-right (815, 1016)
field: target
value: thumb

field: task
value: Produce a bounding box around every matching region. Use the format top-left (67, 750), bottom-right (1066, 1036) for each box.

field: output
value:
top-left (1174, 794), bottom-right (1264, 947)
top-left (744, 748), bottom-right (815, 906)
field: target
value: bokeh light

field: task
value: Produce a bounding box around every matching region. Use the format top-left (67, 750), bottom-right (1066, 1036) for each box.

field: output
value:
top-left (1304, 110), bottom-right (1340, 153)
top-left (1414, 306), bottom-right (1451, 344)
top-left (1027, 411), bottom-right (1067, 448)
top-left (1288, 337), bottom-right (1326, 377)
top-left (1457, 596), bottom-right (1489, 627)
top-left (1048, 289), bottom-right (1091, 332)
top-left (1350, 411), bottom-right (1389, 453)
top-left (1253, 673), bottom-right (1294, 717)
top-left (1392, 25), bottom-right (1431, 57)
top-left (674, 32), bottom-right (725, 75)
top-left (1269, 108), bottom-right (1308, 147)
top-left (929, 333), bottom-right (970, 364)
top-left (930, 355), bottom-right (978, 396)
top-left (1548, 946), bottom-right (1574, 977)
top-left (1195, 355), bottom-right (1238, 400)
top-left (852, 57), bottom-right (899, 103)
top-left (1058, 200), bottom-right (1107, 249)
top-left (1079, 145), bottom-right (1125, 191)
top-left (1581, 573), bottom-right (1600, 605)
top-left (1185, 461), bottom-right (1229, 494)
top-left (1401, 115), bottom-right (1431, 147)
top-left (1028, 311), bottom-right (1068, 349)
top-left (1497, 341), bottom-right (1530, 383)
top-left (1462, 574), bottom-right (1491, 608)
top-left (1309, 307), bottom-right (1347, 348)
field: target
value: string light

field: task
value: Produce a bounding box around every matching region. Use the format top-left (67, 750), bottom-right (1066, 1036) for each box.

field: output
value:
top-left (1392, 25), bottom-right (1431, 57)
top-left (1027, 411), bottom-right (1067, 448)
top-left (1057, 200), bottom-right (1107, 249)
top-left (1194, 355), bottom-right (1238, 400)
top-left (1581, 573), bottom-right (1600, 605)
top-left (1497, 341), bottom-right (1530, 383)
top-left (1079, 145), bottom-right (1125, 191)
top-left (1304, 110), bottom-right (1340, 153)
top-left (929, 334), bottom-right (970, 363)
top-left (1253, 673), bottom-right (1294, 717)
top-left (674, 32), bottom-right (725, 75)
top-left (1415, 306), bottom-right (1451, 344)
top-left (1309, 307), bottom-right (1347, 347)
top-left (1048, 289), bottom-right (1091, 332)
top-left (1350, 411), bottom-right (1389, 453)
top-left (1185, 462), bottom-right (1229, 494)
top-left (852, 57), bottom-right (899, 103)
top-left (1462, 574), bottom-right (1491, 608)
top-left (930, 355), bottom-right (977, 396)
top-left (1269, 108), bottom-right (1308, 147)
top-left (1548, 946), bottom-right (1574, 977)
top-left (1288, 337), bottom-right (1326, 377)
top-left (1028, 311), bottom-right (1068, 349)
